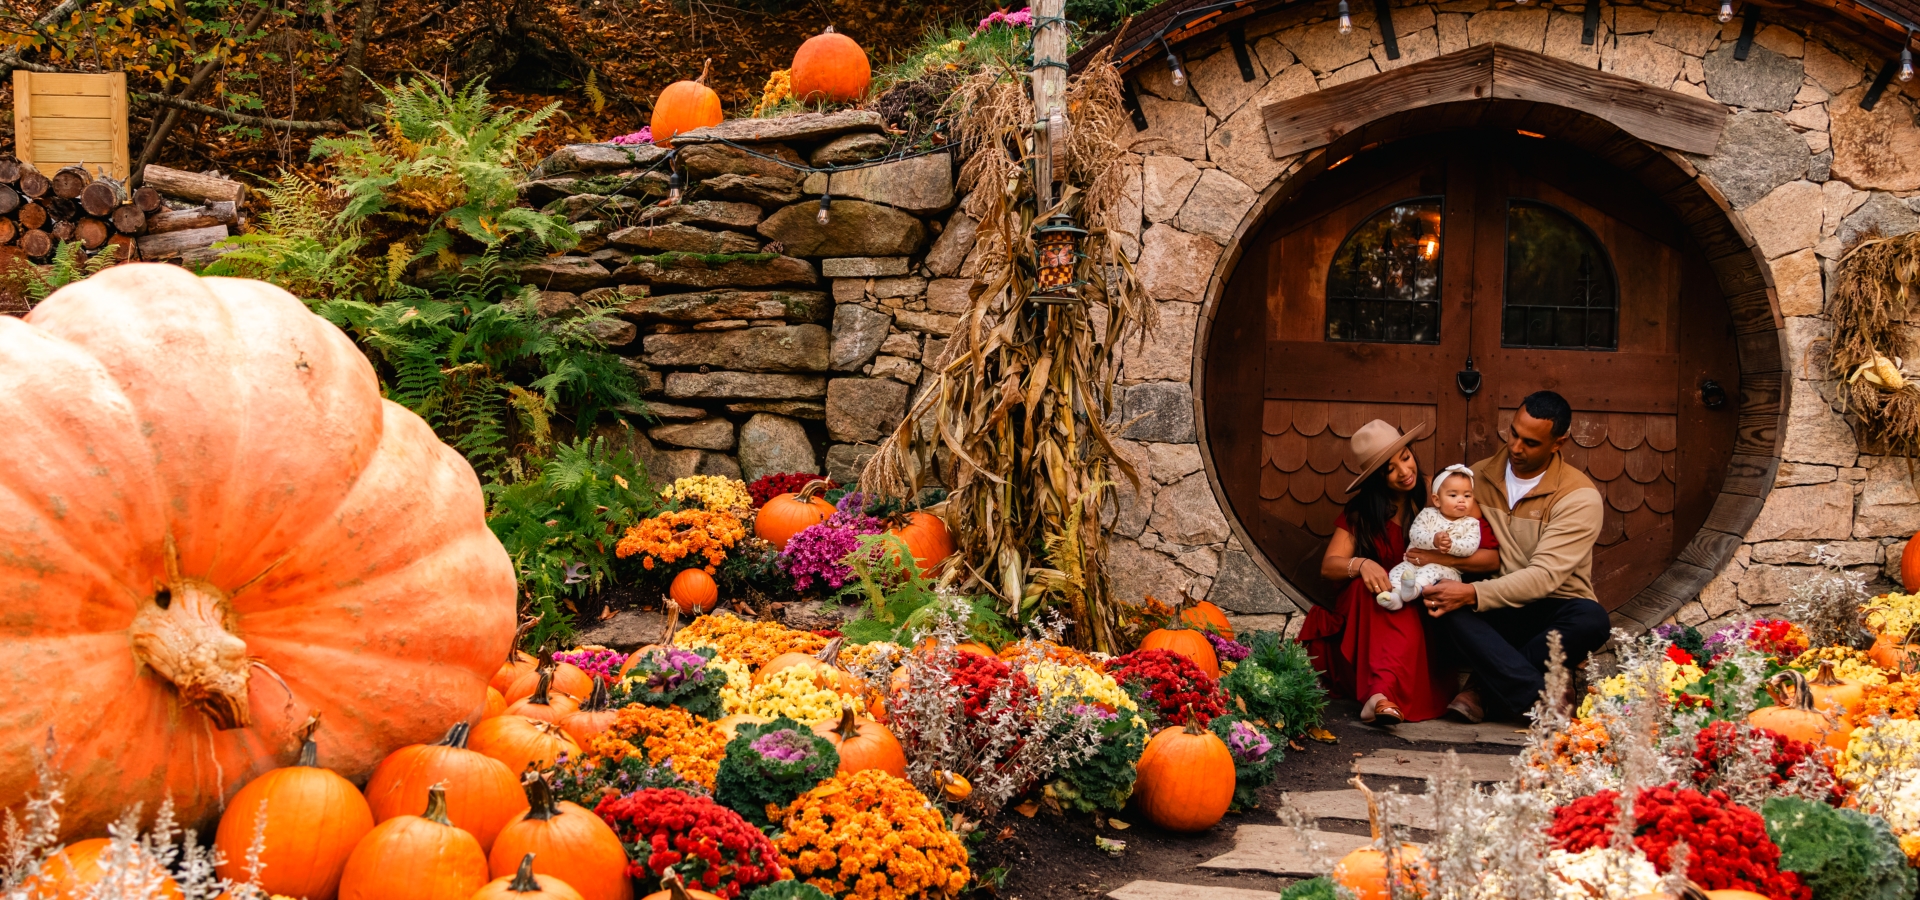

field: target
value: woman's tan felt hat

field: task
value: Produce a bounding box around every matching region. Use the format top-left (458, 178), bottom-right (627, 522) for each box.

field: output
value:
top-left (1344, 419), bottom-right (1431, 494)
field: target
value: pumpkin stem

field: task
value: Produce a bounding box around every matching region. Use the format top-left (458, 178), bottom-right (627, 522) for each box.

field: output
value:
top-left (422, 783), bottom-right (454, 825)
top-left (696, 58), bottom-right (712, 85)
top-left (662, 870), bottom-right (695, 900)
top-left (798, 479), bottom-right (834, 502)
top-left (663, 600), bottom-right (683, 645)
top-left (1765, 670), bottom-right (1817, 712)
top-left (1349, 775), bottom-right (1382, 842)
top-left (295, 713), bottom-right (322, 767)
top-left (832, 704), bottom-right (862, 740)
top-left (509, 615), bottom-right (542, 662)
top-left (1810, 661), bottom-right (1847, 688)
top-left (584, 675), bottom-right (611, 712)
top-left (1181, 706), bottom-right (1205, 736)
top-left (439, 721), bottom-right (473, 749)
top-left (130, 562), bottom-right (253, 730)
top-left (817, 635), bottom-right (846, 665)
top-left (529, 667), bottom-right (555, 706)
top-left (509, 853), bottom-right (541, 893)
top-left (522, 771), bottom-right (561, 820)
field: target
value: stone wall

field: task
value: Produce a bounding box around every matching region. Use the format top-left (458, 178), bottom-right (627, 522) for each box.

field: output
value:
top-left (1084, 0), bottom-right (1920, 636)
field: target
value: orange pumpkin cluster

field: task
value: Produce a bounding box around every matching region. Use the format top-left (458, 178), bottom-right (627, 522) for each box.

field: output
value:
top-left (614, 508), bottom-right (747, 573)
top-left (776, 769), bottom-right (970, 900)
top-left (674, 615), bottom-right (828, 669)
top-left (1862, 680), bottom-right (1920, 720)
top-left (586, 705), bottom-right (728, 789)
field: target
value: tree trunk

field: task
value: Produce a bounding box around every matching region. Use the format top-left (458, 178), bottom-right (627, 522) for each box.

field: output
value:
top-left (21, 230), bottom-right (52, 258)
top-left (338, 0), bottom-right (381, 124)
top-left (17, 202), bottom-right (47, 230)
top-left (110, 204), bottom-right (147, 234)
top-left (135, 224), bottom-right (229, 259)
top-left (140, 165), bottom-right (247, 204)
top-left (80, 179), bottom-right (125, 217)
top-left (17, 167), bottom-right (50, 199)
top-left (75, 218), bottom-right (109, 249)
top-left (144, 201), bottom-right (238, 234)
top-left (131, 0), bottom-right (279, 186)
top-left (50, 166), bottom-right (92, 199)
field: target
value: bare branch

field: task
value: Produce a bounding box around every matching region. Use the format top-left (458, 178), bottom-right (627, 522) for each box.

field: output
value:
top-left (132, 92), bottom-right (346, 132)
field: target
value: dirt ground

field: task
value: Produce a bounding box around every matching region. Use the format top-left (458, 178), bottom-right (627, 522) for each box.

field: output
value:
top-left (971, 700), bottom-right (1523, 900)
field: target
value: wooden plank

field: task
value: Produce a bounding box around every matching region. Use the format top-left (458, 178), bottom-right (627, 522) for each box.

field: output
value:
top-left (1352, 749), bottom-right (1514, 782)
top-left (1676, 526), bottom-right (1745, 571)
top-left (30, 118), bottom-right (114, 142)
top-left (29, 140), bottom-right (115, 161)
top-left (1282, 790), bottom-right (1439, 829)
top-left (1736, 329), bottom-right (1787, 375)
top-left (23, 72), bottom-right (116, 95)
top-left (1701, 491), bottom-right (1765, 535)
top-left (1266, 341), bottom-right (1456, 403)
top-left (108, 72), bottom-right (128, 179)
top-left (13, 72), bottom-right (32, 175)
top-left (28, 94), bottom-right (112, 118)
top-left (1490, 46), bottom-right (1727, 153)
top-left (1263, 45), bottom-right (1497, 157)
top-left (1724, 287), bottom-right (1782, 335)
top-left (1488, 353), bottom-right (1681, 412)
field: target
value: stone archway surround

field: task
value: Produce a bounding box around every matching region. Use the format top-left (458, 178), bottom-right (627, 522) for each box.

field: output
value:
top-left (1080, 0), bottom-right (1920, 636)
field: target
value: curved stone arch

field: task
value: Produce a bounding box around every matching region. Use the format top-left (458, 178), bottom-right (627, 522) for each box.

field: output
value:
top-left (1187, 95), bottom-right (1790, 632)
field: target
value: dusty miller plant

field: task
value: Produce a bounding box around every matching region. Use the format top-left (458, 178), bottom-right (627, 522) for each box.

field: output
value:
top-left (1421, 752), bottom-right (1556, 900)
top-left (1784, 545), bottom-right (1874, 649)
top-left (881, 595), bottom-right (1106, 816)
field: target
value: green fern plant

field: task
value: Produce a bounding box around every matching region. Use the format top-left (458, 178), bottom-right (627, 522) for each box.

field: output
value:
top-left (22, 241), bottom-right (118, 305)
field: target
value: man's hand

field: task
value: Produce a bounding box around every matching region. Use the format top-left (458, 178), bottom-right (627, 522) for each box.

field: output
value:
top-left (1422, 580), bottom-right (1476, 617)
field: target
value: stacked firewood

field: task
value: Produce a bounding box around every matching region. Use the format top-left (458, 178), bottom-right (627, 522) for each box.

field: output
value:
top-left (0, 159), bottom-right (245, 273)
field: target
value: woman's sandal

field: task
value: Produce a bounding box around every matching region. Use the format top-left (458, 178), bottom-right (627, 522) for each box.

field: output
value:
top-left (1370, 701), bottom-right (1405, 727)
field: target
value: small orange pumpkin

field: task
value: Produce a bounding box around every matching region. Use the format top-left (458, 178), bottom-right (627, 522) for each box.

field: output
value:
top-left (486, 687), bottom-right (510, 719)
top-left (1140, 626), bottom-right (1221, 679)
top-left (1179, 601), bottom-right (1234, 639)
top-left (1807, 661), bottom-right (1866, 722)
top-left (560, 676), bottom-right (622, 746)
top-left (649, 59), bottom-right (723, 149)
top-left (641, 871), bottom-right (723, 900)
top-left (1329, 777), bottom-right (1425, 900)
top-left (1132, 717), bottom-right (1235, 832)
top-left (886, 511), bottom-right (954, 575)
top-left (507, 662), bottom-right (594, 705)
top-left (813, 705), bottom-right (908, 777)
top-left (469, 715), bottom-right (583, 777)
top-left (506, 668), bottom-right (585, 724)
top-left (790, 27), bottom-right (871, 104)
top-left (1868, 622), bottom-right (1920, 674)
top-left (493, 619), bottom-right (544, 694)
top-left (213, 716), bottom-right (374, 900)
top-left (670, 568), bottom-right (720, 615)
top-left (754, 479), bottom-right (835, 549)
top-left (30, 839), bottom-right (185, 900)
top-left (1749, 670), bottom-right (1847, 750)
top-left (1903, 534), bottom-right (1920, 592)
top-left (489, 773), bottom-right (633, 900)
top-left (339, 785), bottom-right (491, 900)
top-left (364, 722), bottom-right (527, 855)
top-left (472, 853), bottom-right (586, 900)
top-left (714, 713), bottom-right (773, 740)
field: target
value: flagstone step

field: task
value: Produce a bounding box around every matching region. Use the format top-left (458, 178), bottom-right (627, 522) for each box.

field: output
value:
top-left (1281, 789), bottom-right (1436, 830)
top-left (1351, 748), bottom-right (1515, 783)
top-left (1199, 825), bottom-right (1380, 876)
top-left (1385, 718), bottom-right (1530, 746)
top-left (1108, 881), bottom-right (1280, 900)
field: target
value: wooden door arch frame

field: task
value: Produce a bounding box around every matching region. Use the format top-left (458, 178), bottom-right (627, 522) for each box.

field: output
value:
top-left (1189, 96), bottom-right (1790, 633)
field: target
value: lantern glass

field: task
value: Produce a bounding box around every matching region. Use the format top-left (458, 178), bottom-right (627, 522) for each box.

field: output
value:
top-left (1033, 214), bottom-right (1086, 295)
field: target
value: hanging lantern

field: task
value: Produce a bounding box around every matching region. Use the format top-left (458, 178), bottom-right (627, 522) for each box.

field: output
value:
top-left (1031, 212), bottom-right (1087, 305)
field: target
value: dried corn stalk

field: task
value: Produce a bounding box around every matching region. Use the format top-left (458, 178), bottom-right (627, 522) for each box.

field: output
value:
top-left (1830, 230), bottom-right (1920, 456)
top-left (860, 49), bottom-right (1148, 652)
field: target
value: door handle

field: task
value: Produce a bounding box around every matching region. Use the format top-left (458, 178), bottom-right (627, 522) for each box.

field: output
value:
top-left (1457, 357), bottom-right (1482, 396)
top-left (1700, 379), bottom-right (1727, 409)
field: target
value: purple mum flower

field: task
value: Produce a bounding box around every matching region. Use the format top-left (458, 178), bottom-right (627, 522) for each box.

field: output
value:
top-left (1226, 720), bottom-right (1272, 763)
top-left (1206, 632), bottom-right (1251, 662)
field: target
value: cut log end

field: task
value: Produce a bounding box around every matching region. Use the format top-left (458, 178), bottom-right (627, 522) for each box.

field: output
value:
top-left (110, 204), bottom-right (147, 234)
top-left (80, 180), bottom-right (125, 218)
top-left (21, 230), bottom-right (53, 259)
top-left (50, 166), bottom-right (94, 200)
top-left (17, 167), bottom-right (50, 199)
top-left (17, 203), bottom-right (48, 231)
top-left (132, 186), bottom-right (163, 213)
top-left (76, 218), bottom-right (109, 250)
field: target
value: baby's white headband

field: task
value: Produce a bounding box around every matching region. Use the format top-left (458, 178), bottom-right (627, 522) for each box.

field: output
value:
top-left (1431, 464), bottom-right (1474, 496)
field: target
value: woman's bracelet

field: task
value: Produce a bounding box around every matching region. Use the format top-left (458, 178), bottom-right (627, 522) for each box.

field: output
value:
top-left (1346, 557), bottom-right (1362, 578)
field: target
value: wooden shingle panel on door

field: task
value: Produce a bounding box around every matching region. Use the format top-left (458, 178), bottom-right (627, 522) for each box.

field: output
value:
top-left (12, 71), bottom-right (129, 179)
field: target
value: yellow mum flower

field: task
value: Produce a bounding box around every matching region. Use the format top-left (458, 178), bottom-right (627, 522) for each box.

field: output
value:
top-left (1026, 661), bottom-right (1137, 713)
top-left (744, 666), bottom-right (864, 724)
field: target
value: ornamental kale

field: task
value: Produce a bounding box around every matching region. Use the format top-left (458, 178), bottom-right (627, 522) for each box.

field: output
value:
top-left (1044, 705), bottom-right (1147, 813)
top-left (1762, 797), bottom-right (1916, 900)
top-left (1220, 631), bottom-right (1328, 739)
top-left (746, 883), bottom-right (834, 900)
top-left (616, 645), bottom-right (729, 720)
top-left (1211, 714), bottom-right (1282, 812)
top-left (713, 717), bottom-right (840, 829)
top-left (1278, 878), bottom-right (1344, 900)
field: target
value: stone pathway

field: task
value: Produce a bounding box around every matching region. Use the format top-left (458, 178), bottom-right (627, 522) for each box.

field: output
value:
top-left (1349, 748), bottom-right (1515, 782)
top-left (1197, 825), bottom-right (1379, 876)
top-left (1108, 882), bottom-right (1281, 900)
top-left (1280, 789), bottom-right (1437, 830)
top-left (1384, 719), bottom-right (1530, 746)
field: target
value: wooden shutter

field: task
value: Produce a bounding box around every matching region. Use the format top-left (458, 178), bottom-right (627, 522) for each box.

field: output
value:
top-left (13, 71), bottom-right (129, 179)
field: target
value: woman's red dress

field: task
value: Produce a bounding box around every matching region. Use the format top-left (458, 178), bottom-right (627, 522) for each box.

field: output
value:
top-left (1299, 512), bottom-right (1467, 722)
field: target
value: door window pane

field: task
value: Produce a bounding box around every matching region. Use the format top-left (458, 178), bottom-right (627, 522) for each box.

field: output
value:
top-left (1325, 199), bottom-right (1443, 344)
top-left (1502, 201), bottom-right (1618, 350)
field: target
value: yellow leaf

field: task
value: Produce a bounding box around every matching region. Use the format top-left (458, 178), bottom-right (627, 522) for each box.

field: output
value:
top-left (1306, 726), bottom-right (1339, 744)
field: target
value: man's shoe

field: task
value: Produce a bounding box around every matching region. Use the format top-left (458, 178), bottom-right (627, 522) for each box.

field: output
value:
top-left (1446, 690), bottom-right (1485, 724)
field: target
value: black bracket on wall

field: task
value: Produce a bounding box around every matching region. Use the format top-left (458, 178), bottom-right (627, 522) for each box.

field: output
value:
top-left (1121, 79), bottom-right (1150, 130)
top-left (1862, 59), bottom-right (1899, 110)
top-left (1734, 5), bottom-right (1762, 60)
top-left (1375, 0), bottom-right (1401, 59)
top-left (1582, 0), bottom-right (1602, 44)
top-left (1229, 25), bottom-right (1256, 80)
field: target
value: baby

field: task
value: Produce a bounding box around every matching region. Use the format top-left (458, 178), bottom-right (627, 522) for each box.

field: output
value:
top-left (1377, 464), bottom-right (1483, 611)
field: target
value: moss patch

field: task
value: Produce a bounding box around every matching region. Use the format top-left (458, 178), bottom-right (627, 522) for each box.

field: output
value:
top-left (635, 251), bottom-right (780, 268)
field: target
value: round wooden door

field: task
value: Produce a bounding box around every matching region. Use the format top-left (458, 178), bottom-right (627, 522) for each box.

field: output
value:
top-left (1205, 129), bottom-right (1739, 611)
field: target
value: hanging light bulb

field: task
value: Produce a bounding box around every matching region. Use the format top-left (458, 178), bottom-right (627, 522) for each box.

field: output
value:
top-left (1337, 0), bottom-right (1353, 34)
top-left (816, 193), bottom-right (832, 225)
top-left (1718, 0), bottom-right (1734, 22)
top-left (1903, 33), bottom-right (1916, 82)
top-left (666, 169), bottom-right (684, 206)
top-left (1163, 40), bottom-right (1187, 87)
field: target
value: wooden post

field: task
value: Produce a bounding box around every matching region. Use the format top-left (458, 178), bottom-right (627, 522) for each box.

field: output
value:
top-left (1029, 0), bottom-right (1068, 210)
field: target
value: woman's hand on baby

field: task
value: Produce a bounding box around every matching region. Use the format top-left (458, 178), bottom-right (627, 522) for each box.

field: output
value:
top-left (1404, 548), bottom-right (1437, 567)
top-left (1432, 531), bottom-right (1453, 552)
top-left (1360, 559), bottom-right (1390, 595)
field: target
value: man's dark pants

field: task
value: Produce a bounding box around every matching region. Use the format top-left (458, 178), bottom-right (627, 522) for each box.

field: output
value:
top-left (1430, 597), bottom-right (1610, 719)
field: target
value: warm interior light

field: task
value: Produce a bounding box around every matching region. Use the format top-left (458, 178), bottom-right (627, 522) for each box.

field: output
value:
top-left (1328, 155), bottom-right (1354, 170)
top-left (1516, 129), bottom-right (1546, 139)
top-left (1420, 235), bottom-right (1439, 259)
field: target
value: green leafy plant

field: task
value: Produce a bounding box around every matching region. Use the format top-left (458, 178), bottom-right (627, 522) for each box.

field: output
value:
top-left (746, 882), bottom-right (834, 900)
top-left (1762, 796), bottom-right (1916, 900)
top-left (1278, 877), bottom-right (1350, 900)
top-left (18, 241), bottom-right (118, 306)
top-left (614, 646), bottom-right (731, 721)
top-left (712, 717), bottom-right (840, 829)
top-left (1220, 631), bottom-right (1328, 740)
top-left (838, 533), bottom-right (1012, 647)
top-left (1043, 705), bottom-right (1145, 813)
top-left (552, 752), bottom-right (703, 809)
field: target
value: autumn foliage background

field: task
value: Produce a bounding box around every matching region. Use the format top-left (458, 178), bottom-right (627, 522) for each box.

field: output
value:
top-left (0, 0), bottom-right (1002, 176)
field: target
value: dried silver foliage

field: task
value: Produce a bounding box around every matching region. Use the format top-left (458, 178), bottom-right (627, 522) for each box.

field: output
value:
top-left (1785, 545), bottom-right (1874, 649)
top-left (1420, 752), bottom-right (1556, 900)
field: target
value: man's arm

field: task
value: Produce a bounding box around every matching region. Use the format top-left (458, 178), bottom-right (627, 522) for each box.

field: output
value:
top-left (1467, 488), bottom-right (1604, 611)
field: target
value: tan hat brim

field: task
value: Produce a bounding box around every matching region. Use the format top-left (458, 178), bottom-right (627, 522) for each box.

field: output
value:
top-left (1343, 420), bottom-right (1432, 495)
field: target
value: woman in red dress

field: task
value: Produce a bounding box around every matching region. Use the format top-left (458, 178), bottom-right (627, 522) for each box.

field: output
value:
top-left (1299, 420), bottom-right (1499, 725)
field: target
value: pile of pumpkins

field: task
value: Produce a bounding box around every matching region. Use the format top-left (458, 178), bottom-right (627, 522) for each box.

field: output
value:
top-left (650, 27), bottom-right (873, 147)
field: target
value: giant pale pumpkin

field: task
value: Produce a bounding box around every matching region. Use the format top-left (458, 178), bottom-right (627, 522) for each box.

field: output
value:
top-left (0, 264), bottom-right (517, 839)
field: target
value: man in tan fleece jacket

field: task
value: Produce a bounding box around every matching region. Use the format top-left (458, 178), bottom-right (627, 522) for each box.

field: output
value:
top-left (1420, 390), bottom-right (1610, 723)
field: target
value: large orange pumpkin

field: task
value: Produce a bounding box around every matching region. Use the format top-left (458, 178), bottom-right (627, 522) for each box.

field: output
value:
top-left (650, 60), bottom-right (722, 149)
top-left (560, 676), bottom-right (622, 746)
top-left (813, 705), bottom-right (907, 777)
top-left (1140, 627), bottom-right (1221, 679)
top-left (1749, 670), bottom-right (1847, 750)
top-left (1328, 777), bottom-right (1424, 900)
top-left (790, 27), bottom-right (870, 103)
top-left (339, 785), bottom-right (491, 900)
top-left (1179, 601), bottom-right (1234, 639)
top-left (758, 636), bottom-right (857, 692)
top-left (1903, 535), bottom-right (1920, 593)
top-left (714, 713), bottom-right (773, 740)
top-left (887, 511), bottom-right (954, 575)
top-left (486, 687), bottom-right (510, 719)
top-left (475, 853), bottom-right (587, 900)
top-left (213, 716), bottom-right (375, 900)
top-left (469, 715), bottom-right (583, 777)
top-left (364, 721), bottom-right (528, 855)
top-left (1132, 720), bottom-right (1234, 832)
top-left (1807, 661), bottom-right (1866, 723)
top-left (505, 668), bottom-right (585, 724)
top-left (507, 662), bottom-right (594, 706)
top-left (0, 264), bottom-right (516, 839)
top-left (754, 479), bottom-right (836, 549)
top-left (29, 838), bottom-right (185, 900)
top-left (669, 568), bottom-right (720, 614)
top-left (489, 774), bottom-right (634, 900)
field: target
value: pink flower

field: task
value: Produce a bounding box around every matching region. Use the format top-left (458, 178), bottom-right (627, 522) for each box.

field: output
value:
top-left (609, 127), bottom-right (653, 145)
top-left (975, 7), bottom-right (1034, 33)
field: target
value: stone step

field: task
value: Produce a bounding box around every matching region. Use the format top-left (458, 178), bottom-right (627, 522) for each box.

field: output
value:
top-left (1351, 749), bottom-right (1515, 783)
top-left (1385, 718), bottom-right (1531, 746)
top-left (1109, 882), bottom-right (1280, 900)
top-left (1281, 789), bottom-right (1436, 831)
top-left (1199, 825), bottom-right (1377, 876)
